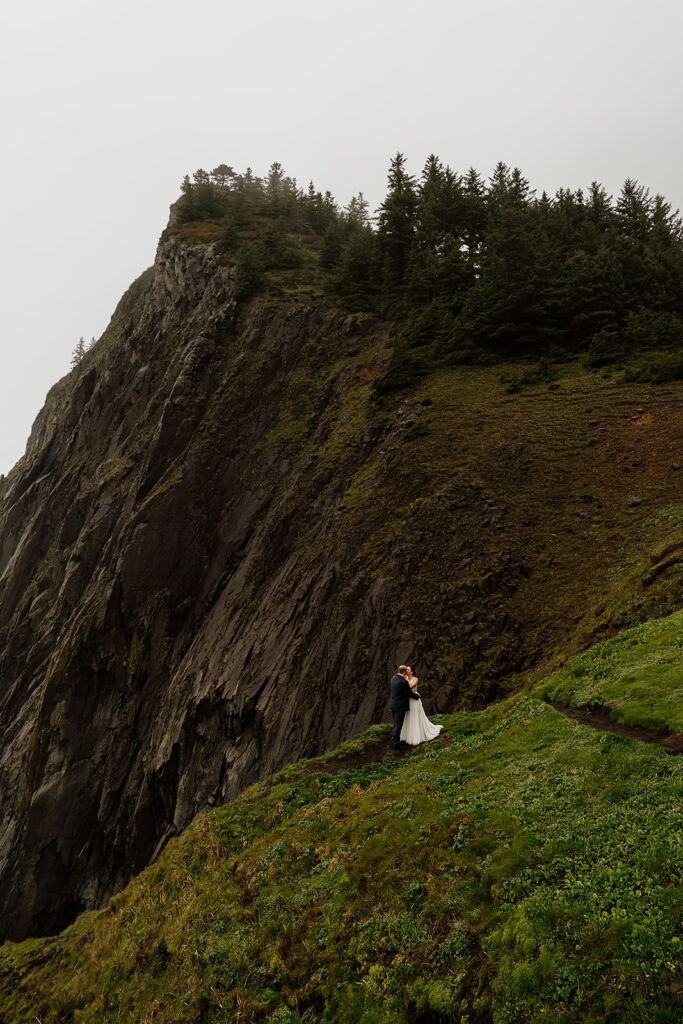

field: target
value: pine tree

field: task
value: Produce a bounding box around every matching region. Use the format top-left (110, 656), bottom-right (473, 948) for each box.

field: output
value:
top-left (377, 153), bottom-right (417, 296)
top-left (211, 164), bottom-right (235, 186)
top-left (586, 182), bottom-right (613, 235)
top-left (345, 192), bottom-right (370, 229)
top-left (188, 168), bottom-right (223, 219)
top-left (616, 179), bottom-right (652, 240)
top-left (234, 242), bottom-right (266, 301)
top-left (488, 161), bottom-right (512, 208)
top-left (461, 168), bottom-right (487, 276)
top-left (177, 174), bottom-right (196, 222)
top-left (509, 167), bottom-right (533, 208)
top-left (416, 154), bottom-right (446, 248)
top-left (321, 221), bottom-right (345, 269)
top-left (71, 337), bottom-right (86, 368)
top-left (563, 245), bottom-right (625, 349)
top-left (335, 229), bottom-right (378, 309)
top-left (266, 162), bottom-right (285, 202)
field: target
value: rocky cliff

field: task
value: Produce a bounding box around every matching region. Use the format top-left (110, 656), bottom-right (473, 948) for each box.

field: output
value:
top-left (0, 219), bottom-right (681, 942)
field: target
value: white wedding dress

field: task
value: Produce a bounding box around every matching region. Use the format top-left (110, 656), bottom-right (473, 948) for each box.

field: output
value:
top-left (400, 697), bottom-right (443, 745)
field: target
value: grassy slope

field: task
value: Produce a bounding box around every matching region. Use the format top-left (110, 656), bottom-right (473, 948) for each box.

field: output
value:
top-left (1, 613), bottom-right (681, 1024)
top-left (533, 607), bottom-right (683, 732)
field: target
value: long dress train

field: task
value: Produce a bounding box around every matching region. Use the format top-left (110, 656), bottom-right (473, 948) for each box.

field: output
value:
top-left (400, 698), bottom-right (442, 745)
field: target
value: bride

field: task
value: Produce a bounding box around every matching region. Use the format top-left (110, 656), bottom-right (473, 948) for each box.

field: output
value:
top-left (400, 666), bottom-right (443, 745)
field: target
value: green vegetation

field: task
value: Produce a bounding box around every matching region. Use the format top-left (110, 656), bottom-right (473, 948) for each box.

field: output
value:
top-left (1, 611), bottom-right (681, 1023)
top-left (169, 157), bottom-right (683, 391)
top-left (533, 607), bottom-right (683, 732)
top-left (237, 326), bottom-right (682, 693)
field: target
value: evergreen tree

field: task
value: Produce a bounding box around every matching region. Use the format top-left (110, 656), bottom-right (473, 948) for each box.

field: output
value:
top-left (236, 168), bottom-right (264, 200)
top-left (185, 168), bottom-right (224, 219)
top-left (461, 168), bottom-right (487, 276)
top-left (508, 167), bottom-right (533, 208)
top-left (234, 242), bottom-right (266, 301)
top-left (563, 245), bottom-right (626, 349)
top-left (377, 153), bottom-right (417, 297)
top-left (336, 229), bottom-right (379, 309)
top-left (585, 182), bottom-right (613, 234)
top-left (321, 191), bottom-right (338, 228)
top-left (407, 156), bottom-right (468, 311)
top-left (650, 194), bottom-right (683, 244)
top-left (177, 174), bottom-right (196, 222)
top-left (321, 221), bottom-right (345, 269)
top-left (211, 164), bottom-right (235, 186)
top-left (345, 192), bottom-right (370, 229)
top-left (488, 161), bottom-right (512, 208)
top-left (416, 154), bottom-right (446, 247)
top-left (266, 162), bottom-right (285, 202)
top-left (71, 337), bottom-right (86, 368)
top-left (301, 183), bottom-right (338, 233)
top-left (616, 178), bottom-right (652, 241)
top-left (217, 216), bottom-right (239, 253)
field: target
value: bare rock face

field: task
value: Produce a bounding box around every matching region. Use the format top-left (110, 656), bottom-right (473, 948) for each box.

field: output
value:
top-left (0, 229), bottom-right (681, 943)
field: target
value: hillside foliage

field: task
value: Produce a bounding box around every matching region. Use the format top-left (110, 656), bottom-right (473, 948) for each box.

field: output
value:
top-left (1, 611), bottom-right (681, 1023)
top-left (173, 158), bottom-right (683, 389)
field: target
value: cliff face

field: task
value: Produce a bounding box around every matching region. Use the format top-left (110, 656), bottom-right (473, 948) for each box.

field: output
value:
top-left (0, 227), bottom-right (681, 942)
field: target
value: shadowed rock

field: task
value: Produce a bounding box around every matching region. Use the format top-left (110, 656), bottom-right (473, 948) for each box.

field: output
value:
top-left (0, 224), bottom-right (681, 943)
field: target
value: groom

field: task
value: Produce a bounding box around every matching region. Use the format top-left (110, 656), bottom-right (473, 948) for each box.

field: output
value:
top-left (389, 664), bottom-right (419, 749)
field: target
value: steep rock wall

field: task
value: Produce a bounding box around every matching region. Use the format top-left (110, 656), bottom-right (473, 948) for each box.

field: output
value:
top-left (0, 231), bottom-right (681, 941)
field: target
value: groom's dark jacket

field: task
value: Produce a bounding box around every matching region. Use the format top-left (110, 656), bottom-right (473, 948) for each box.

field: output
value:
top-left (389, 673), bottom-right (420, 712)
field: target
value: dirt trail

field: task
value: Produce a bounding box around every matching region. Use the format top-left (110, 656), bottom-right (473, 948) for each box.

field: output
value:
top-left (309, 704), bottom-right (683, 778)
top-left (290, 729), bottom-right (419, 779)
top-left (268, 703), bottom-right (682, 794)
top-left (550, 702), bottom-right (683, 754)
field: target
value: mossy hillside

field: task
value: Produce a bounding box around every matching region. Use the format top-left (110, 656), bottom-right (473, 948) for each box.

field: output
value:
top-left (1, 611), bottom-right (682, 1024)
top-left (533, 606), bottom-right (683, 732)
top-left (226, 327), bottom-right (683, 694)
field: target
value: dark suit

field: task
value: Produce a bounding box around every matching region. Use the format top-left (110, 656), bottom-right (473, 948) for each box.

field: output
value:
top-left (389, 673), bottom-right (419, 748)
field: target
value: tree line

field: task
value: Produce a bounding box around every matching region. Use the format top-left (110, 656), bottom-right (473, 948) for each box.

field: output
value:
top-left (176, 157), bottom-right (683, 385)
top-left (178, 162), bottom-right (365, 233)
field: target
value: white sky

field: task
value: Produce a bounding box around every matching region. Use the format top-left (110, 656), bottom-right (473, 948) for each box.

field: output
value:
top-left (1, 0), bottom-right (682, 475)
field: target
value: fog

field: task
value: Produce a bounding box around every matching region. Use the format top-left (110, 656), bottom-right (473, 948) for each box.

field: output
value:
top-left (2, 0), bottom-right (681, 474)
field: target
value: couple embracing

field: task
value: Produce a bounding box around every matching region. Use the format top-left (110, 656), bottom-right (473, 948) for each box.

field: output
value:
top-left (389, 664), bottom-right (443, 750)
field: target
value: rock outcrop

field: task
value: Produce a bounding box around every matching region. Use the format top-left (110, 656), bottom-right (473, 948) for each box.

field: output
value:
top-left (0, 224), bottom-right (681, 942)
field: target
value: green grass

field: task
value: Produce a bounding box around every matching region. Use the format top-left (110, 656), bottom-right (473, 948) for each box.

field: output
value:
top-left (1, 611), bottom-right (682, 1023)
top-left (532, 607), bottom-right (683, 733)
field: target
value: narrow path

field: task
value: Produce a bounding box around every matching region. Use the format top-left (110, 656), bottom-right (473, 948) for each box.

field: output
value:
top-left (252, 729), bottom-right (424, 796)
top-left (291, 728), bottom-right (417, 778)
top-left (262, 703), bottom-right (682, 798)
top-left (550, 702), bottom-right (683, 754)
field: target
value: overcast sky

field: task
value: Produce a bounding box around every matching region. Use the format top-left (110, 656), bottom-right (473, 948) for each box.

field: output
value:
top-left (1, 0), bottom-right (682, 475)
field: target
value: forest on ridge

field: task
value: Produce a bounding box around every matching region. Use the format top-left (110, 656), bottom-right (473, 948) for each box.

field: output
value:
top-left (176, 155), bottom-right (683, 389)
